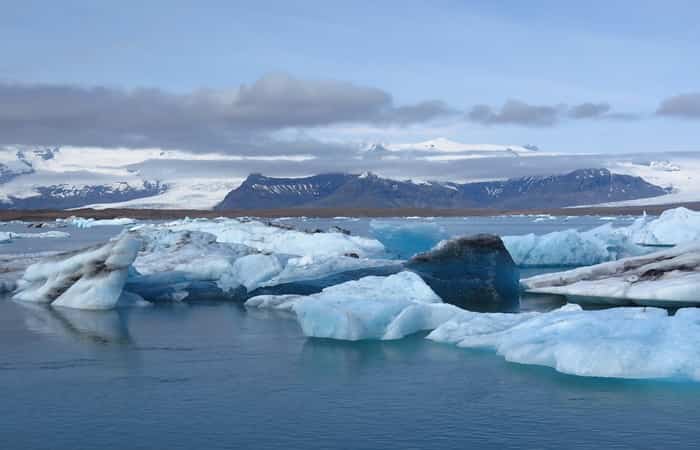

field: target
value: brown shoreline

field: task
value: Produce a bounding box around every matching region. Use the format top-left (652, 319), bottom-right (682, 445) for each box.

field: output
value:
top-left (1, 203), bottom-right (699, 221)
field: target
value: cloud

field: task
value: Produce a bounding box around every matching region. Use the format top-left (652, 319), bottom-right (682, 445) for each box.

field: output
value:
top-left (129, 150), bottom-right (693, 184)
top-left (0, 74), bottom-right (453, 152)
top-left (467, 100), bottom-right (562, 126)
top-left (657, 93), bottom-right (700, 119)
top-left (568, 102), bottom-right (611, 119)
top-left (467, 99), bottom-right (634, 126)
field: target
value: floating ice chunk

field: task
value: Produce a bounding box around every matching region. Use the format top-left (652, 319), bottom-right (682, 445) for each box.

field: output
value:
top-left (127, 227), bottom-right (393, 301)
top-left (0, 251), bottom-right (63, 294)
top-left (428, 304), bottom-right (700, 381)
top-left (248, 271), bottom-right (463, 341)
top-left (244, 294), bottom-right (300, 311)
top-left (13, 233), bottom-right (142, 310)
top-left (219, 253), bottom-right (285, 291)
top-left (0, 230), bottom-right (70, 243)
top-left (521, 243), bottom-right (700, 307)
top-left (369, 220), bottom-right (448, 258)
top-left (406, 234), bottom-right (520, 312)
top-left (630, 207), bottom-right (700, 246)
top-left (61, 217), bottom-right (137, 228)
top-left (158, 218), bottom-right (385, 257)
top-left (503, 218), bottom-right (651, 267)
top-left (504, 208), bottom-right (700, 267)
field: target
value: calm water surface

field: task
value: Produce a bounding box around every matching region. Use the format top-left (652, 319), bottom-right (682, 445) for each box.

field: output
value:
top-left (3, 215), bottom-right (697, 450)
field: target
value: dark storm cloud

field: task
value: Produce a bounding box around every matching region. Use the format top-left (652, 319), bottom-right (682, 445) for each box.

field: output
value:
top-left (568, 102), bottom-right (611, 119)
top-left (0, 74), bottom-right (454, 152)
top-left (467, 100), bottom-right (633, 126)
top-left (656, 93), bottom-right (700, 119)
top-left (467, 100), bottom-right (563, 126)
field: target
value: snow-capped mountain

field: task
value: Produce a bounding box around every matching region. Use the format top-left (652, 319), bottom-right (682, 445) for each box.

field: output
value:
top-left (1, 143), bottom-right (697, 210)
top-left (216, 169), bottom-right (668, 210)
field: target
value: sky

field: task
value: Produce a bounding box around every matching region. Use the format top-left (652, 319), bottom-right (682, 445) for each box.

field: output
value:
top-left (1, 0), bottom-right (699, 157)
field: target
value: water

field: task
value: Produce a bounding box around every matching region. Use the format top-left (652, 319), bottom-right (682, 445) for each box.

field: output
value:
top-left (4, 215), bottom-right (696, 450)
top-left (1, 300), bottom-right (698, 450)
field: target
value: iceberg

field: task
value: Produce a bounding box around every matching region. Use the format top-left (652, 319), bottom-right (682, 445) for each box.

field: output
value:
top-left (504, 208), bottom-right (700, 267)
top-left (406, 234), bottom-right (520, 312)
top-left (629, 207), bottom-right (700, 246)
top-left (61, 217), bottom-right (137, 228)
top-left (0, 230), bottom-right (70, 243)
top-left (155, 217), bottom-right (385, 258)
top-left (13, 233), bottom-right (143, 310)
top-left (247, 271), bottom-right (463, 341)
top-left (125, 227), bottom-right (396, 302)
top-left (428, 304), bottom-right (700, 381)
top-left (502, 223), bottom-right (647, 267)
top-left (521, 244), bottom-right (700, 307)
top-left (0, 251), bottom-right (63, 294)
top-left (369, 220), bottom-right (448, 258)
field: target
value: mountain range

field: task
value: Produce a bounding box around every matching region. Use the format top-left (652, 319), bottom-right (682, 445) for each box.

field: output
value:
top-left (216, 169), bottom-right (669, 210)
top-left (0, 140), bottom-right (695, 210)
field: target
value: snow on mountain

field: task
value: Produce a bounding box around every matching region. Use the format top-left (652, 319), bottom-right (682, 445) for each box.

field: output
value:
top-left (216, 169), bottom-right (667, 210)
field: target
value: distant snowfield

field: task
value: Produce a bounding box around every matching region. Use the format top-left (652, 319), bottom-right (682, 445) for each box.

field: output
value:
top-left (385, 137), bottom-right (539, 154)
top-left (82, 178), bottom-right (243, 210)
top-left (602, 157), bottom-right (700, 206)
top-left (381, 137), bottom-right (556, 161)
top-left (2, 141), bottom-right (700, 210)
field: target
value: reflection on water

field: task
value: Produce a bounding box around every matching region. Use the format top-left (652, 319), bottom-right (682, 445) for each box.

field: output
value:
top-left (15, 301), bottom-right (132, 344)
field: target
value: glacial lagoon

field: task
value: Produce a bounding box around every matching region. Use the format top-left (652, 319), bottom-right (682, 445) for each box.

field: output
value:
top-left (1, 215), bottom-right (699, 449)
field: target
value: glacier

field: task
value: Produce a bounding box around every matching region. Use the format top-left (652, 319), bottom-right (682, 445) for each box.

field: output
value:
top-left (246, 271), bottom-right (463, 341)
top-left (428, 304), bottom-right (700, 381)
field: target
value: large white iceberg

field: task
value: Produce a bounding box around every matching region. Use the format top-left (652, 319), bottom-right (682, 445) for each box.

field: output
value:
top-left (13, 233), bottom-right (143, 310)
top-left (629, 207), bottom-right (700, 246)
top-left (246, 271), bottom-right (462, 340)
top-left (428, 304), bottom-right (700, 381)
top-left (153, 218), bottom-right (385, 258)
top-left (520, 244), bottom-right (700, 307)
top-left (127, 227), bottom-right (395, 302)
top-left (503, 208), bottom-right (700, 267)
top-left (502, 223), bottom-right (645, 267)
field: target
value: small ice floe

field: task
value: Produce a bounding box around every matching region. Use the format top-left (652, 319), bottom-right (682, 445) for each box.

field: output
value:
top-left (60, 217), bottom-right (137, 228)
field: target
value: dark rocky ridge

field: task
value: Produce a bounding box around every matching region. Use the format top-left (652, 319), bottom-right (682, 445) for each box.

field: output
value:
top-left (216, 169), bottom-right (668, 210)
